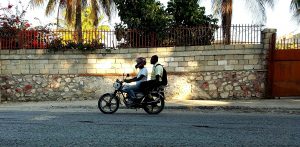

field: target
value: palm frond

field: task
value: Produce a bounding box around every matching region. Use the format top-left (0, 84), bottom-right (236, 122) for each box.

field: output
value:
top-left (30, 0), bottom-right (45, 7)
top-left (290, 0), bottom-right (300, 23)
top-left (65, 0), bottom-right (74, 25)
top-left (211, 0), bottom-right (233, 26)
top-left (290, 0), bottom-right (300, 10)
top-left (100, 0), bottom-right (114, 19)
top-left (245, 0), bottom-right (276, 24)
top-left (264, 0), bottom-right (276, 8)
top-left (45, 0), bottom-right (57, 16)
top-left (91, 0), bottom-right (100, 27)
top-left (220, 0), bottom-right (233, 28)
top-left (221, 0), bottom-right (232, 15)
top-left (211, 0), bottom-right (222, 17)
top-left (59, 0), bottom-right (67, 8)
top-left (82, 0), bottom-right (88, 8)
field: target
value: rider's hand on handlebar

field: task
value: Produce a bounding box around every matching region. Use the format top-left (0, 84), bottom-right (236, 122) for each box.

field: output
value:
top-left (124, 79), bottom-right (130, 83)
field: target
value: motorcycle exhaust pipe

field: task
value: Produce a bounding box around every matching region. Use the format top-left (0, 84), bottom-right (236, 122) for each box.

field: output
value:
top-left (145, 99), bottom-right (160, 105)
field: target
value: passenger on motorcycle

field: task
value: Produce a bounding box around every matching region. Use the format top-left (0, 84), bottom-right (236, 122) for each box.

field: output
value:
top-left (140, 55), bottom-right (164, 94)
top-left (123, 57), bottom-right (148, 103)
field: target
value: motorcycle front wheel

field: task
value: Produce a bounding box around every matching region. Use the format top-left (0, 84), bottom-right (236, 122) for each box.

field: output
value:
top-left (98, 93), bottom-right (119, 114)
top-left (143, 93), bottom-right (165, 114)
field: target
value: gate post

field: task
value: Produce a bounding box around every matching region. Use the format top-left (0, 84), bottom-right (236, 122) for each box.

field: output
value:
top-left (262, 29), bottom-right (277, 99)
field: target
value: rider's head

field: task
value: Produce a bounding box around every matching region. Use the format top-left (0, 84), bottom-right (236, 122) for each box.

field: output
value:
top-left (150, 55), bottom-right (158, 65)
top-left (135, 57), bottom-right (146, 69)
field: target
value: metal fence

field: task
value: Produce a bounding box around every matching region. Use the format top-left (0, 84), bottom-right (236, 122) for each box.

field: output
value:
top-left (0, 24), bottom-right (263, 50)
top-left (276, 37), bottom-right (300, 50)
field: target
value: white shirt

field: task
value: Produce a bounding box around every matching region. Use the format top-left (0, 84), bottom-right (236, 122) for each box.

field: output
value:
top-left (151, 63), bottom-right (163, 81)
top-left (136, 67), bottom-right (148, 85)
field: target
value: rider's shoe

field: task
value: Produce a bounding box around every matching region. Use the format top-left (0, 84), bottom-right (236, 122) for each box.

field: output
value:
top-left (127, 97), bottom-right (137, 106)
top-left (148, 94), bottom-right (153, 99)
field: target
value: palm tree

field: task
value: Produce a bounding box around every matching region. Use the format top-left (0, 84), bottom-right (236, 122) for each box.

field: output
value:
top-left (40, 0), bottom-right (65, 29)
top-left (31, 0), bottom-right (114, 43)
top-left (209, 0), bottom-right (275, 44)
top-left (290, 0), bottom-right (300, 24)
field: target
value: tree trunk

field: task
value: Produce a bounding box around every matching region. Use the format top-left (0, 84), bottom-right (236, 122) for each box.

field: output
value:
top-left (221, 0), bottom-right (232, 45)
top-left (75, 0), bottom-right (83, 43)
top-left (56, 7), bottom-right (60, 30)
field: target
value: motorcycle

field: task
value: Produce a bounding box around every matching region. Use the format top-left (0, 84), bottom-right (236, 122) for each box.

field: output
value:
top-left (98, 74), bottom-right (166, 114)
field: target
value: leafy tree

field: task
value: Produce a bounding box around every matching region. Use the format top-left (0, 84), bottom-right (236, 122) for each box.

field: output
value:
top-left (0, 1), bottom-right (34, 49)
top-left (114, 0), bottom-right (170, 32)
top-left (166, 0), bottom-right (218, 27)
top-left (0, 1), bottom-right (31, 30)
top-left (115, 0), bottom-right (218, 47)
top-left (114, 0), bottom-right (170, 47)
top-left (166, 0), bottom-right (218, 45)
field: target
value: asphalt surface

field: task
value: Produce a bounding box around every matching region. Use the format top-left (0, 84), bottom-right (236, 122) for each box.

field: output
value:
top-left (0, 108), bottom-right (299, 146)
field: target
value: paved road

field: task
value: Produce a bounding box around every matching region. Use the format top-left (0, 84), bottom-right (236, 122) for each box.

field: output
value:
top-left (0, 108), bottom-right (299, 146)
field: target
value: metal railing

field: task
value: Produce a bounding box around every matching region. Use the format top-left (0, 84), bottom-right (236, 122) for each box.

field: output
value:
top-left (0, 24), bottom-right (263, 50)
top-left (276, 37), bottom-right (300, 50)
top-left (215, 24), bottom-right (262, 44)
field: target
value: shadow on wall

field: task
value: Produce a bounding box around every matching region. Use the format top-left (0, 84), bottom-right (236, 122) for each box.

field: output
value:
top-left (88, 48), bottom-right (201, 100)
top-left (73, 47), bottom-right (213, 100)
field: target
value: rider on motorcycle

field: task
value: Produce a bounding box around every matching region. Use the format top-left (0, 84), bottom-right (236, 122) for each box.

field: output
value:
top-left (140, 55), bottom-right (164, 95)
top-left (123, 57), bottom-right (148, 104)
top-left (98, 56), bottom-right (165, 114)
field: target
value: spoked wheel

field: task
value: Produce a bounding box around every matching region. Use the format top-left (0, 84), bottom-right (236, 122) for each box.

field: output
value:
top-left (98, 93), bottom-right (119, 114)
top-left (143, 93), bottom-right (165, 114)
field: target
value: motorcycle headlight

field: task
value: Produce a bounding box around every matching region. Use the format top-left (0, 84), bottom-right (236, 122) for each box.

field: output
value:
top-left (113, 82), bottom-right (121, 90)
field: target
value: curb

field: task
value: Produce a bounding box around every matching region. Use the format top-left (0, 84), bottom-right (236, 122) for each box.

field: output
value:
top-left (46, 105), bottom-right (300, 114)
top-left (164, 105), bottom-right (300, 114)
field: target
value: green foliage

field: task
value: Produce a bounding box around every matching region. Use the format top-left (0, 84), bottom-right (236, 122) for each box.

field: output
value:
top-left (0, 2), bottom-right (31, 42)
top-left (114, 23), bottom-right (127, 41)
top-left (114, 0), bottom-right (218, 47)
top-left (48, 38), bottom-right (64, 52)
top-left (114, 0), bottom-right (170, 32)
top-left (48, 38), bottom-right (105, 52)
top-left (114, 0), bottom-right (171, 47)
top-left (165, 0), bottom-right (218, 45)
top-left (166, 0), bottom-right (218, 27)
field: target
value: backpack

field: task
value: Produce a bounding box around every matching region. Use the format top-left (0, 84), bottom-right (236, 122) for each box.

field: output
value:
top-left (155, 64), bottom-right (168, 86)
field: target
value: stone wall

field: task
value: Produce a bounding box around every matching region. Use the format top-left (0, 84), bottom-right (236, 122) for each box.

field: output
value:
top-left (0, 29), bottom-right (276, 102)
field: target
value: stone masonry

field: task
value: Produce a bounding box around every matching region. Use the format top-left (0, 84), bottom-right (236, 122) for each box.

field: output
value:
top-left (0, 29), bottom-right (276, 102)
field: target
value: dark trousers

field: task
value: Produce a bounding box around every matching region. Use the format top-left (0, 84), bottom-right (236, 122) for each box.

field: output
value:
top-left (140, 80), bottom-right (160, 94)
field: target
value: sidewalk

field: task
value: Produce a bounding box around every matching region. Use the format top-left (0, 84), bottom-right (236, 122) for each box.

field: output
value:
top-left (167, 99), bottom-right (300, 113)
top-left (1, 98), bottom-right (300, 113)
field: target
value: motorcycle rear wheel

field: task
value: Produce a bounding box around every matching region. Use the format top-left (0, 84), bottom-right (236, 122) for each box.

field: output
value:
top-left (98, 93), bottom-right (119, 114)
top-left (143, 93), bottom-right (165, 114)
